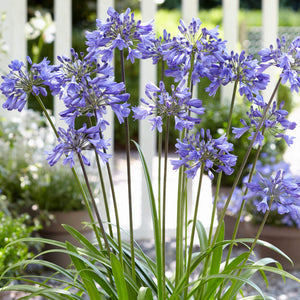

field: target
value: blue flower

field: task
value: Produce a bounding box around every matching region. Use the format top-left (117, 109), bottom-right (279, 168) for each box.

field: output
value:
top-left (232, 101), bottom-right (297, 147)
top-left (54, 50), bottom-right (130, 126)
top-left (245, 170), bottom-right (300, 215)
top-left (171, 128), bottom-right (237, 180)
top-left (205, 51), bottom-right (270, 101)
top-left (259, 36), bottom-right (300, 92)
top-left (162, 18), bottom-right (227, 84)
top-left (85, 7), bottom-right (154, 63)
top-left (132, 79), bottom-right (204, 132)
top-left (46, 124), bottom-right (111, 168)
top-left (0, 57), bottom-right (54, 111)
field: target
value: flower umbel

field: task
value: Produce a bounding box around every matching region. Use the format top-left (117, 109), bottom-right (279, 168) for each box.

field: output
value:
top-left (245, 169), bottom-right (300, 215)
top-left (46, 124), bottom-right (111, 168)
top-left (0, 57), bottom-right (54, 111)
top-left (133, 80), bottom-right (204, 132)
top-left (172, 128), bottom-right (237, 180)
top-left (86, 7), bottom-right (153, 63)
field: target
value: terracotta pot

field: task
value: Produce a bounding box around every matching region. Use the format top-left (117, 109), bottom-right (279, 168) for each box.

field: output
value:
top-left (0, 290), bottom-right (11, 300)
top-left (252, 225), bottom-right (300, 270)
top-left (221, 213), bottom-right (254, 240)
top-left (39, 210), bottom-right (94, 268)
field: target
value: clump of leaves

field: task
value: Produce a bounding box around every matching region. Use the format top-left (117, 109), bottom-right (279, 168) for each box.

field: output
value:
top-left (0, 212), bottom-right (39, 287)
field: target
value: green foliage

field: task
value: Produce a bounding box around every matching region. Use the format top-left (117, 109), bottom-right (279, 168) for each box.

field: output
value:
top-left (0, 111), bottom-right (86, 219)
top-left (0, 212), bottom-right (38, 287)
top-left (30, 166), bottom-right (86, 212)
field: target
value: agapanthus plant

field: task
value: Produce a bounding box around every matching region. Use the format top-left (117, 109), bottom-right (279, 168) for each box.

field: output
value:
top-left (1, 7), bottom-right (300, 300)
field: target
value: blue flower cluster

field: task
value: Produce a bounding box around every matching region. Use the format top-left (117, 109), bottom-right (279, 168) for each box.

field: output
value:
top-left (171, 129), bottom-right (237, 180)
top-left (0, 57), bottom-right (56, 111)
top-left (244, 160), bottom-right (300, 226)
top-left (232, 100), bottom-right (297, 147)
top-left (132, 79), bottom-right (204, 132)
top-left (86, 7), bottom-right (154, 63)
top-left (259, 36), bottom-right (300, 92)
top-left (0, 7), bottom-right (299, 218)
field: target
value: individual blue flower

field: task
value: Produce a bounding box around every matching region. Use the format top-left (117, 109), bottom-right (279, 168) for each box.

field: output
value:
top-left (85, 7), bottom-right (154, 63)
top-left (205, 51), bottom-right (270, 101)
top-left (54, 49), bottom-right (130, 126)
top-left (0, 57), bottom-right (54, 111)
top-left (162, 18), bottom-right (227, 84)
top-left (232, 100), bottom-right (297, 147)
top-left (132, 79), bottom-right (204, 132)
top-left (245, 169), bottom-right (300, 215)
top-left (138, 29), bottom-right (171, 64)
top-left (171, 128), bottom-right (237, 180)
top-left (46, 124), bottom-right (111, 168)
top-left (259, 36), bottom-right (300, 92)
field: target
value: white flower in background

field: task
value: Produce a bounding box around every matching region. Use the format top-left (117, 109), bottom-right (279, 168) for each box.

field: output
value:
top-left (0, 12), bottom-right (8, 55)
top-left (25, 10), bottom-right (55, 44)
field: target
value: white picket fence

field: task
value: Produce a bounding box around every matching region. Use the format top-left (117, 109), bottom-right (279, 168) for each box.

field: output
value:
top-left (0, 0), bottom-right (280, 239)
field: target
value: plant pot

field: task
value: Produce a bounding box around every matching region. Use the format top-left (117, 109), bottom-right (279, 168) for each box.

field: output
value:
top-left (0, 290), bottom-right (11, 300)
top-left (39, 209), bottom-right (94, 268)
top-left (252, 225), bottom-right (300, 270)
top-left (221, 213), bottom-right (254, 241)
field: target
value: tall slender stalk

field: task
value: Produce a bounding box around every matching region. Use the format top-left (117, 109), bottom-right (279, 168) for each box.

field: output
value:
top-left (87, 116), bottom-right (114, 238)
top-left (208, 78), bottom-right (239, 245)
top-left (120, 49), bottom-right (136, 279)
top-left (98, 131), bottom-right (123, 262)
top-left (157, 132), bottom-right (163, 230)
top-left (77, 154), bottom-right (111, 255)
top-left (184, 163), bottom-right (205, 299)
top-left (33, 95), bottom-right (104, 249)
top-left (213, 77), bottom-right (282, 247)
top-left (162, 116), bottom-right (170, 299)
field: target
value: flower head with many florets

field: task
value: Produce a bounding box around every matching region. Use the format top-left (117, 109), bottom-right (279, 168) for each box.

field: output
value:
top-left (259, 36), bottom-right (300, 92)
top-left (86, 7), bottom-right (154, 63)
top-left (46, 124), bottom-right (111, 168)
top-left (132, 79), bottom-right (204, 132)
top-left (172, 128), bottom-right (237, 180)
top-left (0, 57), bottom-right (56, 111)
top-left (232, 100), bottom-right (296, 147)
top-left (245, 169), bottom-right (300, 216)
top-left (52, 49), bottom-right (130, 127)
top-left (162, 18), bottom-right (227, 84)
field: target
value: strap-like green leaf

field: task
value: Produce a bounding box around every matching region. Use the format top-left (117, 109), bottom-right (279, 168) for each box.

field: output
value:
top-left (66, 241), bottom-right (112, 300)
top-left (133, 140), bottom-right (164, 300)
top-left (111, 253), bottom-right (129, 300)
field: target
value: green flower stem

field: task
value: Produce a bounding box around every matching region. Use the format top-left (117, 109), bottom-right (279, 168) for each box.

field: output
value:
top-left (224, 197), bottom-right (275, 299)
top-left (94, 150), bottom-right (114, 237)
top-left (175, 166), bottom-right (186, 287)
top-left (213, 77), bottom-right (282, 248)
top-left (88, 116), bottom-right (113, 238)
top-left (162, 116), bottom-right (170, 299)
top-left (77, 154), bottom-right (111, 255)
top-left (208, 78), bottom-right (239, 245)
top-left (158, 131), bottom-right (162, 229)
top-left (34, 95), bottom-right (103, 249)
top-left (225, 135), bottom-right (264, 267)
top-left (120, 49), bottom-right (136, 280)
top-left (174, 55), bottom-right (196, 290)
top-left (184, 163), bottom-right (205, 299)
top-left (97, 127), bottom-right (123, 263)
top-left (34, 95), bottom-right (59, 137)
